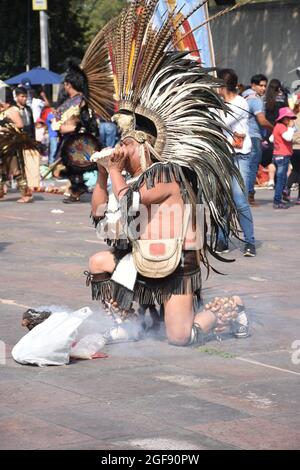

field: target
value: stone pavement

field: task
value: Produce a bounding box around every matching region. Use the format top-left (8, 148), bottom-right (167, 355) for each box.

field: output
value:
top-left (0, 188), bottom-right (299, 450)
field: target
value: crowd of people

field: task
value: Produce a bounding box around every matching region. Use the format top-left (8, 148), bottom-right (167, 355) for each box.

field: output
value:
top-left (0, 76), bottom-right (118, 203)
top-left (1, 70), bottom-right (299, 209)
top-left (238, 74), bottom-right (300, 207)
top-left (1, 70), bottom-right (299, 281)
top-left (212, 69), bottom-right (300, 256)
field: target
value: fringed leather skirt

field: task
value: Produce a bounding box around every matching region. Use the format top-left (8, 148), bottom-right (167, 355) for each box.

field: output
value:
top-left (85, 249), bottom-right (202, 311)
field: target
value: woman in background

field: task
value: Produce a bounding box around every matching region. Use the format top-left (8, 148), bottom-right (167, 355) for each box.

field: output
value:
top-left (264, 79), bottom-right (289, 189)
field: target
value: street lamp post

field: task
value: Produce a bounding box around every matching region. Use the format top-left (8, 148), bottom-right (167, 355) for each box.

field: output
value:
top-left (26, 0), bottom-right (31, 71)
top-left (32, 0), bottom-right (49, 69)
top-left (40, 10), bottom-right (49, 69)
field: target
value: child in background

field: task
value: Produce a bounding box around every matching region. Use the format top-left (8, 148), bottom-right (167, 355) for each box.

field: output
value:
top-left (35, 118), bottom-right (49, 157)
top-left (269, 107), bottom-right (296, 208)
top-left (41, 106), bottom-right (58, 165)
top-left (283, 98), bottom-right (300, 204)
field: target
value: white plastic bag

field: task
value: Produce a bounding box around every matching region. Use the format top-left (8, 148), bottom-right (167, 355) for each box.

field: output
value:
top-left (12, 307), bottom-right (93, 367)
top-left (70, 333), bottom-right (106, 359)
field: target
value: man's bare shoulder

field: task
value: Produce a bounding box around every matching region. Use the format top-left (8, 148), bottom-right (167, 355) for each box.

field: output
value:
top-left (139, 180), bottom-right (181, 205)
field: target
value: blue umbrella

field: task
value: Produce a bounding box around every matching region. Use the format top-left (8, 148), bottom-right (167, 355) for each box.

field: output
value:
top-left (6, 67), bottom-right (62, 85)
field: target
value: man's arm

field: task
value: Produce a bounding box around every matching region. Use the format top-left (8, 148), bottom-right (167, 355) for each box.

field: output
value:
top-left (109, 165), bottom-right (176, 206)
top-left (91, 166), bottom-right (108, 217)
top-left (107, 145), bottom-right (177, 206)
top-left (255, 112), bottom-right (273, 132)
top-left (109, 167), bottom-right (128, 199)
top-left (8, 108), bottom-right (23, 129)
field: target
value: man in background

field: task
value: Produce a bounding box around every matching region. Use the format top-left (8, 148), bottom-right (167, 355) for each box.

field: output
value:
top-left (15, 86), bottom-right (40, 190)
top-left (243, 74), bottom-right (273, 206)
top-left (15, 87), bottom-right (35, 138)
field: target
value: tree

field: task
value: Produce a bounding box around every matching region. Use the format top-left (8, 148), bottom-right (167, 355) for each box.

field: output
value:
top-left (47, 0), bottom-right (86, 70)
top-left (0, 1), bottom-right (31, 79)
top-left (71, 0), bottom-right (125, 45)
top-left (0, 0), bottom-right (86, 79)
top-left (0, 0), bottom-right (125, 80)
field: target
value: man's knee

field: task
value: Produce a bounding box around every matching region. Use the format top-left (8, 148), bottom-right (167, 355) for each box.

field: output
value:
top-left (89, 252), bottom-right (108, 273)
top-left (167, 331), bottom-right (191, 347)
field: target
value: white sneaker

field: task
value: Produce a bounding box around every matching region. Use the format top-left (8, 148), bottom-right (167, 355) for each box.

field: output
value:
top-left (102, 323), bottom-right (141, 344)
top-left (267, 181), bottom-right (274, 190)
top-left (231, 311), bottom-right (250, 338)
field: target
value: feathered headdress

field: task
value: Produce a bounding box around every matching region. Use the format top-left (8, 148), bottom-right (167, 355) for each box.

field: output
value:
top-left (130, 51), bottom-right (244, 260)
top-left (103, 0), bottom-right (211, 110)
top-left (0, 124), bottom-right (40, 157)
top-left (100, 1), bottom-right (245, 256)
top-left (80, 30), bottom-right (115, 120)
top-left (61, 34), bottom-right (115, 121)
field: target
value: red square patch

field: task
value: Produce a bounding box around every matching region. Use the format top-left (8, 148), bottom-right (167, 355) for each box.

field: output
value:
top-left (149, 243), bottom-right (166, 256)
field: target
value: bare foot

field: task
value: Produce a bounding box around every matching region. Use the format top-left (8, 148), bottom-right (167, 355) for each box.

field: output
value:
top-left (17, 196), bottom-right (33, 203)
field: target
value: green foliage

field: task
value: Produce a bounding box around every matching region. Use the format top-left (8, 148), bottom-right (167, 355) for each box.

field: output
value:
top-left (72, 0), bottom-right (125, 45)
top-left (0, 0), bottom-right (125, 80)
top-left (48, 0), bottom-right (86, 70)
top-left (197, 346), bottom-right (236, 358)
top-left (0, 1), bottom-right (30, 79)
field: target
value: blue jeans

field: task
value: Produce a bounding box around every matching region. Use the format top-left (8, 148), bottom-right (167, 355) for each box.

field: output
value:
top-left (48, 136), bottom-right (58, 165)
top-left (272, 155), bottom-right (290, 204)
top-left (248, 137), bottom-right (262, 195)
top-left (219, 153), bottom-right (255, 245)
top-left (99, 122), bottom-right (118, 148)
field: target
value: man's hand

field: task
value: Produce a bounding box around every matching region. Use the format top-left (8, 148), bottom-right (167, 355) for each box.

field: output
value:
top-left (108, 144), bottom-right (128, 172)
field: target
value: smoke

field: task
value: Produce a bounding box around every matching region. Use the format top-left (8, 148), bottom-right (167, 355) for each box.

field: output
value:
top-left (34, 304), bottom-right (148, 347)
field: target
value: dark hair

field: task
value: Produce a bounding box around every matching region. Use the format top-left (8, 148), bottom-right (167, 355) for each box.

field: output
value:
top-left (251, 74), bottom-right (268, 85)
top-left (237, 83), bottom-right (247, 95)
top-left (15, 86), bottom-right (28, 96)
top-left (79, 104), bottom-right (99, 137)
top-left (217, 68), bottom-right (238, 92)
top-left (265, 79), bottom-right (282, 112)
top-left (64, 61), bottom-right (89, 98)
top-left (56, 87), bottom-right (68, 107)
top-left (31, 86), bottom-right (44, 98)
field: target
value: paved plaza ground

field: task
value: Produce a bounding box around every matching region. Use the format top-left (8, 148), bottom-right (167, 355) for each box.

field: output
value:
top-left (0, 187), bottom-right (299, 450)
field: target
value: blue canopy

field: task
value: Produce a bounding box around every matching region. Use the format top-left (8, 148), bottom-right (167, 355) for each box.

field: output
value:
top-left (6, 67), bottom-right (62, 85)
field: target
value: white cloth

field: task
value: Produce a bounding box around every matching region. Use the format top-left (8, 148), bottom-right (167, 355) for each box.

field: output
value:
top-left (23, 149), bottom-right (40, 188)
top-left (220, 95), bottom-right (252, 154)
top-left (282, 127), bottom-right (295, 142)
top-left (31, 98), bottom-right (44, 122)
top-left (111, 253), bottom-right (137, 291)
top-left (97, 176), bottom-right (139, 240)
